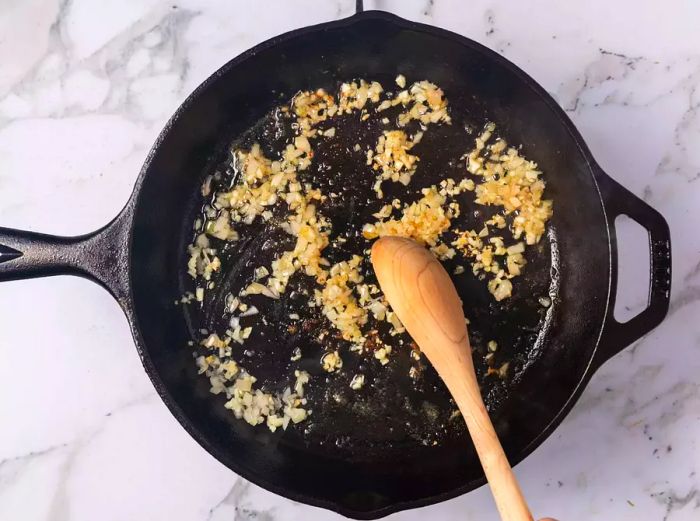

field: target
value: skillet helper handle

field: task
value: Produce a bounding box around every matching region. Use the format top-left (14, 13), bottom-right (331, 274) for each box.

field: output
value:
top-left (595, 170), bottom-right (672, 364)
top-left (0, 206), bottom-right (132, 304)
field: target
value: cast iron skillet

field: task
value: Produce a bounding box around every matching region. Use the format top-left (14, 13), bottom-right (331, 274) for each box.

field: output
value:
top-left (0, 6), bottom-right (671, 519)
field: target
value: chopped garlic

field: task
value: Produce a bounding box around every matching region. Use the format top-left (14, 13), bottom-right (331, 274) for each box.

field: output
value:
top-left (469, 125), bottom-right (553, 245)
top-left (240, 305), bottom-right (259, 317)
top-left (322, 350), bottom-right (343, 372)
top-left (186, 80), bottom-right (553, 435)
top-left (350, 374), bottom-right (366, 390)
top-left (254, 266), bottom-right (269, 280)
top-left (488, 277), bottom-right (513, 301)
top-left (338, 80), bottom-right (384, 114)
top-left (318, 256), bottom-right (367, 345)
top-left (370, 130), bottom-right (420, 197)
top-left (374, 346), bottom-right (392, 365)
top-left (292, 88), bottom-right (336, 136)
top-left (242, 281), bottom-right (279, 299)
top-left (398, 81), bottom-right (451, 126)
top-left (363, 186), bottom-right (452, 247)
top-left (294, 370), bottom-right (310, 396)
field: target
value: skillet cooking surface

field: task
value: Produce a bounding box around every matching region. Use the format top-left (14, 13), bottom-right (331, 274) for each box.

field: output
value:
top-left (182, 84), bottom-right (559, 460)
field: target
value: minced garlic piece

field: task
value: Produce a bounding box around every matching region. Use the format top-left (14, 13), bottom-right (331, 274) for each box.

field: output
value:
top-left (241, 281), bottom-right (279, 299)
top-left (221, 360), bottom-right (240, 379)
top-left (374, 346), bottom-right (392, 365)
top-left (350, 374), bottom-right (365, 390)
top-left (385, 311), bottom-right (405, 335)
top-left (322, 350), bottom-right (343, 372)
top-left (178, 291), bottom-right (196, 304)
top-left (487, 361), bottom-right (510, 379)
top-left (488, 277), bottom-right (513, 301)
top-left (430, 243), bottom-right (456, 261)
top-left (294, 370), bottom-right (310, 396)
top-left (254, 266), bottom-right (269, 280)
top-left (372, 204), bottom-right (394, 219)
top-left (486, 213), bottom-right (507, 229)
top-left (201, 333), bottom-right (229, 350)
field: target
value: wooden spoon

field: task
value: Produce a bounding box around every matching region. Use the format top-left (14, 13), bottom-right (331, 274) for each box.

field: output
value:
top-left (371, 236), bottom-right (533, 521)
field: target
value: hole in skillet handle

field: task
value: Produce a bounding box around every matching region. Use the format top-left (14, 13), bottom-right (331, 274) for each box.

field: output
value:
top-left (593, 167), bottom-right (671, 369)
top-left (613, 215), bottom-right (651, 322)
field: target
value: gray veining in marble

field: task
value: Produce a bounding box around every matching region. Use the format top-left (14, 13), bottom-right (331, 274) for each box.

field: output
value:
top-left (0, 1), bottom-right (698, 520)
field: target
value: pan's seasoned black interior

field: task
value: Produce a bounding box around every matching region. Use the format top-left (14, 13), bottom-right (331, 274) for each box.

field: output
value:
top-left (181, 78), bottom-right (558, 458)
top-left (128, 12), bottom-right (612, 516)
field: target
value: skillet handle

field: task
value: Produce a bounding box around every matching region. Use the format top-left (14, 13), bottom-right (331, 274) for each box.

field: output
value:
top-left (593, 169), bottom-right (671, 367)
top-left (0, 202), bottom-right (133, 306)
top-left (356, 0), bottom-right (364, 13)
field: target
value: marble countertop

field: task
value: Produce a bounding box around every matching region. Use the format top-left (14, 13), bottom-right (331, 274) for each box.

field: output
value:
top-left (1, 1), bottom-right (698, 520)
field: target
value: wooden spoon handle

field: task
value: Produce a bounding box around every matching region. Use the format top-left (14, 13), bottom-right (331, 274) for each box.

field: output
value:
top-left (371, 237), bottom-right (533, 521)
top-left (449, 354), bottom-right (533, 521)
top-left (410, 286), bottom-right (533, 521)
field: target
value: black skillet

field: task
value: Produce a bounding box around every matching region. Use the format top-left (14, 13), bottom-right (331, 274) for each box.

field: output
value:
top-left (0, 4), bottom-right (671, 519)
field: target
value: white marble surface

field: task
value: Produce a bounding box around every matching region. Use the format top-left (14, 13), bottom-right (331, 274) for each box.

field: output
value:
top-left (0, 1), bottom-right (698, 520)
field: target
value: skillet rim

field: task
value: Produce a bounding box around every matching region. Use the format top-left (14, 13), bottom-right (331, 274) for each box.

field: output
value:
top-left (126, 9), bottom-right (614, 519)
